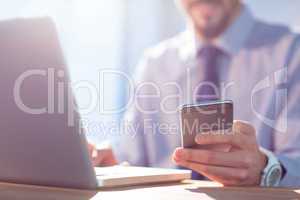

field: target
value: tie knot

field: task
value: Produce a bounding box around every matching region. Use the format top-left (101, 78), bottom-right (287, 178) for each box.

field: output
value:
top-left (197, 45), bottom-right (223, 60)
top-left (195, 45), bottom-right (223, 103)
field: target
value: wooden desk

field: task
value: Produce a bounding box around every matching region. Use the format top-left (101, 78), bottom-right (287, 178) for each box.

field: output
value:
top-left (0, 181), bottom-right (299, 200)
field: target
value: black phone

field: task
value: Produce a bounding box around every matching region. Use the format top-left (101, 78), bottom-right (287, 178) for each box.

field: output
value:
top-left (180, 100), bottom-right (233, 149)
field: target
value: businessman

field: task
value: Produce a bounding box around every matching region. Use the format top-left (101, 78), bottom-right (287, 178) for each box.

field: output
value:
top-left (90, 0), bottom-right (300, 187)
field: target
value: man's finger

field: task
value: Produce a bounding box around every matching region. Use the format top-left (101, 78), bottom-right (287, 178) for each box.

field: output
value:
top-left (174, 159), bottom-right (249, 185)
top-left (195, 132), bottom-right (247, 149)
top-left (99, 149), bottom-right (118, 166)
top-left (91, 149), bottom-right (102, 166)
top-left (174, 148), bottom-right (252, 168)
top-left (233, 120), bottom-right (256, 136)
top-left (195, 121), bottom-right (256, 150)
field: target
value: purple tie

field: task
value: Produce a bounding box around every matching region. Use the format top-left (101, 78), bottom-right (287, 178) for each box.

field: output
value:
top-left (195, 46), bottom-right (223, 103)
top-left (188, 46), bottom-right (224, 180)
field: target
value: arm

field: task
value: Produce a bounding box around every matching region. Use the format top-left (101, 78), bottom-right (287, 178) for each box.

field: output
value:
top-left (273, 36), bottom-right (300, 187)
top-left (273, 94), bottom-right (300, 187)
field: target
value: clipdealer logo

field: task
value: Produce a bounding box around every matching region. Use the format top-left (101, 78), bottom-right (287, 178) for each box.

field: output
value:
top-left (13, 68), bottom-right (135, 127)
top-left (251, 67), bottom-right (288, 133)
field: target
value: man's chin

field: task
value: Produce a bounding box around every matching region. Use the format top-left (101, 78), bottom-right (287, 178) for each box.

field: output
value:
top-left (194, 16), bottom-right (230, 39)
top-left (196, 25), bottom-right (224, 39)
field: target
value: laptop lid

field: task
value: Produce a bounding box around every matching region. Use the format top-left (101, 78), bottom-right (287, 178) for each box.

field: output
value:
top-left (0, 17), bottom-right (97, 189)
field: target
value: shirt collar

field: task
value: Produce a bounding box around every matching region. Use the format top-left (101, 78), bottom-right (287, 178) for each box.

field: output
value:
top-left (180, 4), bottom-right (256, 60)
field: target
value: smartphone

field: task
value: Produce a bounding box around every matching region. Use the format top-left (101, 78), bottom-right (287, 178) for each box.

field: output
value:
top-left (180, 100), bottom-right (233, 149)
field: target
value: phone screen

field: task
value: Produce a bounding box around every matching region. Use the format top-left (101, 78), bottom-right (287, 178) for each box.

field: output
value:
top-left (180, 100), bottom-right (233, 148)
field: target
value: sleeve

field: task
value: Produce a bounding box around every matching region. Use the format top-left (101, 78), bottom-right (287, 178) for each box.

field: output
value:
top-left (110, 51), bottom-right (159, 166)
top-left (273, 35), bottom-right (300, 187)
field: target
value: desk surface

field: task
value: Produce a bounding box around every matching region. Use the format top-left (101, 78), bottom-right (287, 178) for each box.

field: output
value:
top-left (0, 181), bottom-right (299, 200)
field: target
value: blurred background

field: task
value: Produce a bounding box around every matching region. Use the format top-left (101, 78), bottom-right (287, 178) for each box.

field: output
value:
top-left (1, 0), bottom-right (300, 143)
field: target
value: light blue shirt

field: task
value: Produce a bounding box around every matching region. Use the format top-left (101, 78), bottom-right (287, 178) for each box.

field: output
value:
top-left (111, 5), bottom-right (300, 187)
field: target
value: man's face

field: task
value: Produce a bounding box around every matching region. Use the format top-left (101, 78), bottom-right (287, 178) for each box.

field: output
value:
top-left (180, 0), bottom-right (240, 38)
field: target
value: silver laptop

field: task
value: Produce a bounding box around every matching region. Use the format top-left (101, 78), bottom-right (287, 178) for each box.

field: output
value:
top-left (0, 17), bottom-right (191, 189)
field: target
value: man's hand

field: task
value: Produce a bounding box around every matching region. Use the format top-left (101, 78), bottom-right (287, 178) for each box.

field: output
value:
top-left (172, 120), bottom-right (267, 186)
top-left (87, 143), bottom-right (118, 167)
